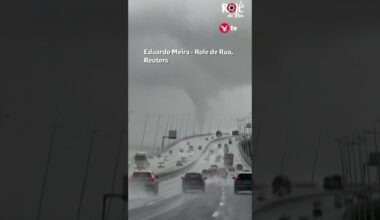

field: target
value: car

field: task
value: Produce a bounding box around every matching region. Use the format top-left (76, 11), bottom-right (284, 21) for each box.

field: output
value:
top-left (179, 148), bottom-right (184, 153)
top-left (157, 153), bottom-right (162, 158)
top-left (201, 169), bottom-right (214, 178)
top-left (158, 161), bottom-right (165, 165)
top-left (323, 174), bottom-right (343, 190)
top-left (164, 158), bottom-right (169, 162)
top-left (169, 149), bottom-right (173, 154)
top-left (134, 151), bottom-right (149, 169)
top-left (181, 157), bottom-right (187, 162)
top-left (176, 160), bottom-right (183, 166)
top-left (233, 172), bottom-right (253, 194)
top-left (157, 164), bottom-right (165, 168)
top-left (227, 167), bottom-right (236, 172)
top-left (130, 171), bottom-right (159, 195)
top-left (198, 145), bottom-right (202, 150)
top-left (210, 164), bottom-right (218, 170)
top-left (272, 175), bottom-right (292, 197)
top-left (182, 172), bottom-right (206, 193)
top-left (205, 137), bottom-right (209, 141)
top-left (236, 164), bottom-right (243, 171)
top-left (215, 157), bottom-right (221, 163)
top-left (217, 143), bottom-right (222, 148)
top-left (216, 130), bottom-right (222, 137)
top-left (228, 139), bottom-right (232, 144)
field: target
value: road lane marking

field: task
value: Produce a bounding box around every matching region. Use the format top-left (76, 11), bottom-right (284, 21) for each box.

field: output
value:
top-left (212, 211), bottom-right (220, 218)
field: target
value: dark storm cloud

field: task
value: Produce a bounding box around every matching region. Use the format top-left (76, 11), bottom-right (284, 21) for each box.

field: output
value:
top-left (129, 0), bottom-right (252, 126)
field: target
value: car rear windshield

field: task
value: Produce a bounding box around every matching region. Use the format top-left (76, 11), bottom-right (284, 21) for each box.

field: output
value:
top-left (133, 172), bottom-right (151, 177)
top-left (185, 173), bottom-right (201, 179)
top-left (238, 174), bottom-right (252, 180)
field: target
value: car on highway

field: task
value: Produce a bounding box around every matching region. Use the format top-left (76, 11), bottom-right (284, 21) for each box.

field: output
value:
top-left (201, 169), bottom-right (214, 178)
top-left (227, 167), bottom-right (235, 172)
top-left (323, 174), bottom-right (343, 190)
top-left (272, 175), bottom-right (292, 197)
top-left (228, 138), bottom-right (232, 144)
top-left (217, 167), bottom-right (228, 178)
top-left (217, 143), bottom-right (222, 148)
top-left (215, 157), bottom-right (221, 163)
top-left (134, 151), bottom-right (149, 169)
top-left (236, 164), bottom-right (243, 171)
top-left (163, 158), bottom-right (169, 162)
top-left (176, 160), bottom-right (183, 166)
top-left (223, 153), bottom-right (234, 166)
top-left (210, 164), bottom-right (218, 170)
top-left (130, 171), bottom-right (159, 195)
top-left (182, 172), bottom-right (206, 193)
top-left (157, 153), bottom-right (162, 158)
top-left (198, 145), bottom-right (202, 150)
top-left (157, 164), bottom-right (165, 168)
top-left (205, 137), bottom-right (209, 141)
top-left (233, 172), bottom-right (253, 194)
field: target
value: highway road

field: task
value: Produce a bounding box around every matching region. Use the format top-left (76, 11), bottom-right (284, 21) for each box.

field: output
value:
top-left (127, 134), bottom-right (252, 220)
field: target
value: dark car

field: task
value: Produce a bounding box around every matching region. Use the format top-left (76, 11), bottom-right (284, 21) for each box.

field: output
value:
top-left (233, 172), bottom-right (253, 193)
top-left (323, 174), bottom-right (343, 190)
top-left (182, 172), bottom-right (206, 193)
top-left (272, 175), bottom-right (292, 197)
top-left (130, 171), bottom-right (159, 195)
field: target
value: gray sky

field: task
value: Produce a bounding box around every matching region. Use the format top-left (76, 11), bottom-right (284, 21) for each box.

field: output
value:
top-left (128, 0), bottom-right (252, 148)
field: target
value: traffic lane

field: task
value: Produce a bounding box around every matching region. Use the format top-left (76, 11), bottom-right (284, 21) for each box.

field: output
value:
top-left (128, 140), bottom-right (221, 210)
top-left (216, 183), bottom-right (252, 220)
top-left (252, 193), bottom-right (343, 220)
top-left (128, 182), bottom-right (223, 220)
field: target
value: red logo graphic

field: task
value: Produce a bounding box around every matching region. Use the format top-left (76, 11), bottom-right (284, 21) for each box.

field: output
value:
top-left (227, 3), bottom-right (236, 13)
top-left (219, 23), bottom-right (230, 33)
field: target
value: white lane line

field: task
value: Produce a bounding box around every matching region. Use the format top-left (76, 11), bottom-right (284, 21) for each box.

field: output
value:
top-left (212, 211), bottom-right (220, 218)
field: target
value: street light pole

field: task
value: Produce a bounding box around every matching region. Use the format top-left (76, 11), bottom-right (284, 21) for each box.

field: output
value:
top-left (76, 125), bottom-right (98, 220)
top-left (36, 118), bottom-right (62, 220)
top-left (140, 114), bottom-right (149, 150)
top-left (153, 115), bottom-right (161, 153)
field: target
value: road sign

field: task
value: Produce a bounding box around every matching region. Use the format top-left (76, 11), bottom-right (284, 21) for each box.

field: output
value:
top-left (168, 130), bottom-right (177, 139)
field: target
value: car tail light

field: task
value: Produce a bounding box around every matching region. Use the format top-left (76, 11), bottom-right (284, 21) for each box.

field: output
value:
top-left (149, 176), bottom-right (156, 182)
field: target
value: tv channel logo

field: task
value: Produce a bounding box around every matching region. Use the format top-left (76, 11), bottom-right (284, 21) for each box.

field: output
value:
top-left (222, 2), bottom-right (244, 18)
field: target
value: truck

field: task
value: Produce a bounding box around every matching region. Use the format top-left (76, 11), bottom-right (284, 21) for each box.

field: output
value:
top-left (134, 151), bottom-right (149, 169)
top-left (223, 153), bottom-right (234, 167)
top-left (224, 144), bottom-right (229, 154)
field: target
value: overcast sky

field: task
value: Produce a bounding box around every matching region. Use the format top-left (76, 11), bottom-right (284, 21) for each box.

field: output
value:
top-left (128, 0), bottom-right (252, 148)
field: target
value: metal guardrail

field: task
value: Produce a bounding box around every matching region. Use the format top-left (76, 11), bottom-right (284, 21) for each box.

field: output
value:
top-left (238, 137), bottom-right (252, 167)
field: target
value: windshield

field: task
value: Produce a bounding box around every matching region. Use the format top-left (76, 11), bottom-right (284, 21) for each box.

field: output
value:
top-left (185, 173), bottom-right (202, 179)
top-left (238, 174), bottom-right (252, 180)
top-left (135, 155), bottom-right (146, 161)
top-left (133, 172), bottom-right (150, 177)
